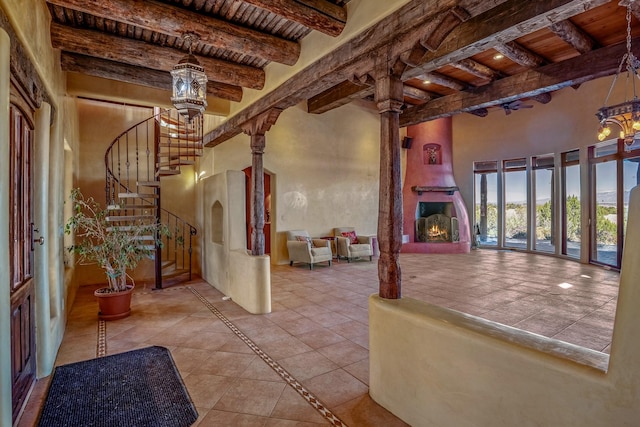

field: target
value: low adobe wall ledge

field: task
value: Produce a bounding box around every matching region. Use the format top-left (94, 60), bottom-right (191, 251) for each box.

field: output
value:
top-left (371, 295), bottom-right (609, 372)
top-left (369, 295), bottom-right (620, 426)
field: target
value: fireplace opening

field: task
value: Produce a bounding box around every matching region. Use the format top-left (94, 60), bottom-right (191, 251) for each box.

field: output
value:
top-left (415, 202), bottom-right (459, 243)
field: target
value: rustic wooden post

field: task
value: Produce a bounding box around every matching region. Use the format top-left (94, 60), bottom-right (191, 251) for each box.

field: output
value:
top-left (375, 71), bottom-right (404, 299)
top-left (241, 108), bottom-right (282, 256)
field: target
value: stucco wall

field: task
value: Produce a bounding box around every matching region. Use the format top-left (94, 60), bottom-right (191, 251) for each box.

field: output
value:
top-left (206, 102), bottom-right (381, 265)
top-left (200, 170), bottom-right (271, 314)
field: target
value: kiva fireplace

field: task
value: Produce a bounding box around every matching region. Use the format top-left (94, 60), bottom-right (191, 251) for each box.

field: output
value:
top-left (401, 118), bottom-right (470, 254)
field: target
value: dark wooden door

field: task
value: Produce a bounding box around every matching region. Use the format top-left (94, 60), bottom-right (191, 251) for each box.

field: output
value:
top-left (9, 90), bottom-right (36, 422)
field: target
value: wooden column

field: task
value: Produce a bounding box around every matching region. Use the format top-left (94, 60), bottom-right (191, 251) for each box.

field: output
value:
top-left (375, 74), bottom-right (404, 299)
top-left (241, 108), bottom-right (282, 256)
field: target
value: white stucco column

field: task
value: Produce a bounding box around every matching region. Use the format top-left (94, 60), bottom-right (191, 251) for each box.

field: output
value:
top-left (34, 102), bottom-right (53, 377)
top-left (0, 27), bottom-right (13, 427)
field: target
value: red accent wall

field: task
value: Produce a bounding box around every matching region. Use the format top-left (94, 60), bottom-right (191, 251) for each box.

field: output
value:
top-left (402, 117), bottom-right (471, 253)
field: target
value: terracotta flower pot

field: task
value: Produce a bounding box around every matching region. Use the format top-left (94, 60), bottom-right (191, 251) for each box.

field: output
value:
top-left (94, 285), bottom-right (134, 321)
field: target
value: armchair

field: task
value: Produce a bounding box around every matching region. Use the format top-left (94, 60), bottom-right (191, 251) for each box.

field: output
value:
top-left (286, 230), bottom-right (332, 270)
top-left (334, 227), bottom-right (373, 262)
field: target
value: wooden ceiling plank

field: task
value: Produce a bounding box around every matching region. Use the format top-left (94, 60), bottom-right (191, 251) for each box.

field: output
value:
top-left (204, 0), bottom-right (467, 146)
top-left (400, 36), bottom-right (637, 127)
top-left (60, 52), bottom-right (243, 102)
top-left (50, 22), bottom-right (265, 90)
top-left (550, 19), bottom-right (596, 53)
top-left (494, 41), bottom-right (545, 67)
top-left (402, 0), bottom-right (610, 81)
top-left (240, 0), bottom-right (347, 36)
top-left (45, 0), bottom-right (300, 66)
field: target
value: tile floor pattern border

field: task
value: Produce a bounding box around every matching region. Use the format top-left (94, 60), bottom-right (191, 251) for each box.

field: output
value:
top-left (189, 286), bottom-right (348, 427)
top-left (97, 320), bottom-right (106, 357)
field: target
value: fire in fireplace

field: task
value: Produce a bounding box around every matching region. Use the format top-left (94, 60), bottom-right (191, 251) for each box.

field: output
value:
top-left (415, 202), bottom-right (459, 243)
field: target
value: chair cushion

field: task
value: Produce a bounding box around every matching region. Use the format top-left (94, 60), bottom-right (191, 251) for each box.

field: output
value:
top-left (341, 231), bottom-right (358, 244)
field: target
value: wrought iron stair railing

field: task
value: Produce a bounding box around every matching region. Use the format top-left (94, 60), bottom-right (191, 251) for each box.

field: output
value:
top-left (104, 108), bottom-right (203, 288)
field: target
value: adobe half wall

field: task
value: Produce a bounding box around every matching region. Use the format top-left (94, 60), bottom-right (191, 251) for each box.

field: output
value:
top-left (200, 170), bottom-right (270, 314)
top-left (369, 185), bottom-right (640, 425)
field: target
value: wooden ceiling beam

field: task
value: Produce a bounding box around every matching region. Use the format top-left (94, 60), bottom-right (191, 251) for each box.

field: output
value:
top-left (60, 53), bottom-right (243, 102)
top-left (307, 79), bottom-right (374, 114)
top-left (240, 0), bottom-right (347, 37)
top-left (50, 22), bottom-right (265, 90)
top-left (451, 58), bottom-right (500, 80)
top-left (531, 92), bottom-right (553, 104)
top-left (403, 85), bottom-right (434, 102)
top-left (400, 36), bottom-right (637, 127)
top-left (550, 19), bottom-right (596, 54)
top-left (421, 72), bottom-right (467, 91)
top-left (402, 0), bottom-right (609, 81)
top-left (45, 0), bottom-right (300, 66)
top-left (204, 0), bottom-right (467, 146)
top-left (494, 41), bottom-right (545, 67)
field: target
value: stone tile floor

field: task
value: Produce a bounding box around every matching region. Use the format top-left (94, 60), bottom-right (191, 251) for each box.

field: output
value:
top-left (18, 250), bottom-right (619, 426)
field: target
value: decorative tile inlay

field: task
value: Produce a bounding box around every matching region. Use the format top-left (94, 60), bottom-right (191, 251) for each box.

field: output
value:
top-left (189, 287), bottom-right (348, 427)
top-left (97, 320), bottom-right (106, 357)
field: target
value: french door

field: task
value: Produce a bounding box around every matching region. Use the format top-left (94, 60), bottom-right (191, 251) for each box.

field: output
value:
top-left (9, 85), bottom-right (36, 422)
top-left (589, 139), bottom-right (640, 269)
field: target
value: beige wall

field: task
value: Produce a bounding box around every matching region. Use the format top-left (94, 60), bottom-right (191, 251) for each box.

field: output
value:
top-left (452, 76), bottom-right (615, 248)
top-left (73, 99), bottom-right (159, 286)
top-left (204, 102), bottom-right (381, 265)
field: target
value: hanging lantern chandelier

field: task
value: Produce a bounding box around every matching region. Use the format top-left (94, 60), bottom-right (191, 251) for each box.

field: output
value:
top-left (171, 33), bottom-right (208, 121)
top-left (596, 1), bottom-right (640, 148)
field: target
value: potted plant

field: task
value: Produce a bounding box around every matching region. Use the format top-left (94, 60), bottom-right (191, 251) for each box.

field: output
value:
top-left (64, 188), bottom-right (166, 320)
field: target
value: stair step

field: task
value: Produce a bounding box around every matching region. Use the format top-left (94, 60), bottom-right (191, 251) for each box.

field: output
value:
top-left (156, 169), bottom-right (181, 177)
top-left (159, 116), bottom-right (198, 130)
top-left (162, 260), bottom-right (176, 269)
top-left (160, 133), bottom-right (201, 141)
top-left (118, 192), bottom-right (159, 199)
top-left (159, 142), bottom-right (203, 149)
top-left (106, 215), bottom-right (156, 222)
top-left (138, 181), bottom-right (160, 187)
top-left (158, 150), bottom-right (202, 158)
top-left (161, 269), bottom-right (190, 279)
top-left (156, 159), bottom-right (196, 167)
top-left (106, 225), bottom-right (152, 232)
top-left (107, 204), bottom-right (157, 211)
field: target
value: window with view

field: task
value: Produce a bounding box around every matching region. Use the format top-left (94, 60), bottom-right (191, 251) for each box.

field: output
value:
top-left (474, 161), bottom-right (498, 246)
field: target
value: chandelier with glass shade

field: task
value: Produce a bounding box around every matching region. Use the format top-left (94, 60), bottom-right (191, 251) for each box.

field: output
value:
top-left (596, 1), bottom-right (640, 147)
top-left (171, 33), bottom-right (208, 121)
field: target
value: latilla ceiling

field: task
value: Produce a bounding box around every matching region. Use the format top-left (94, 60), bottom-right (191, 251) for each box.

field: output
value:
top-left (45, 0), bottom-right (640, 131)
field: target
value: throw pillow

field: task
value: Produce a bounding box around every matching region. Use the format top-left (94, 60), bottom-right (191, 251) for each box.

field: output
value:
top-left (295, 235), bottom-right (312, 245)
top-left (341, 231), bottom-right (358, 244)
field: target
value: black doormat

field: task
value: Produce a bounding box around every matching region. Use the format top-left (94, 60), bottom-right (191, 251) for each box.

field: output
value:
top-left (37, 346), bottom-right (198, 427)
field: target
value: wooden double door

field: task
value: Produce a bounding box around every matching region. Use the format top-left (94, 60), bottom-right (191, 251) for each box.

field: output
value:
top-left (9, 83), bottom-right (37, 422)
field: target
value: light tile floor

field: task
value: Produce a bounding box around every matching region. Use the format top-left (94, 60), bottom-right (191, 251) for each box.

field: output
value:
top-left (19, 250), bottom-right (620, 426)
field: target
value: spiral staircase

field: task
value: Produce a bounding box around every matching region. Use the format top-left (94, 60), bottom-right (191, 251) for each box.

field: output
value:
top-left (104, 107), bottom-right (202, 288)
